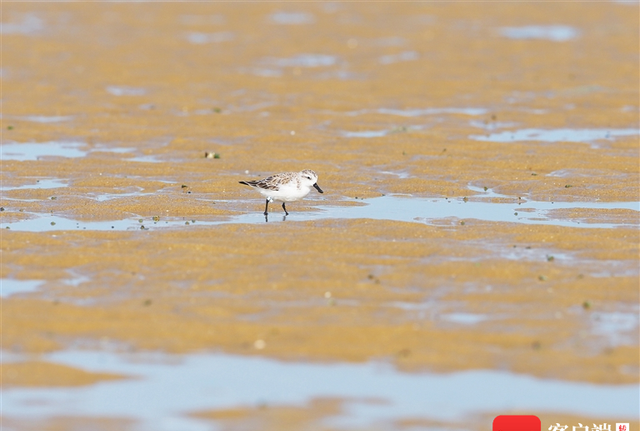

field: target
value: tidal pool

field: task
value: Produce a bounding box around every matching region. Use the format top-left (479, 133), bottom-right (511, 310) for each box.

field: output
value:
top-left (16, 115), bottom-right (74, 123)
top-left (2, 178), bottom-right (68, 191)
top-left (470, 128), bottom-right (639, 147)
top-left (345, 107), bottom-right (488, 117)
top-left (268, 11), bottom-right (315, 25)
top-left (2, 350), bottom-right (637, 431)
top-left (0, 141), bottom-right (164, 162)
top-left (2, 195), bottom-right (638, 232)
top-left (1, 141), bottom-right (87, 161)
top-left (106, 86), bottom-right (146, 96)
top-left (499, 26), bottom-right (580, 42)
top-left (0, 279), bottom-right (44, 297)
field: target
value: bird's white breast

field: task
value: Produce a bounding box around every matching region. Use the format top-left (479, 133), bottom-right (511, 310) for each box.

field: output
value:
top-left (258, 183), bottom-right (311, 202)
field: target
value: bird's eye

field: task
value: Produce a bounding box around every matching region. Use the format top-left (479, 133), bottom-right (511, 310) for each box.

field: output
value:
top-left (306, 176), bottom-right (311, 180)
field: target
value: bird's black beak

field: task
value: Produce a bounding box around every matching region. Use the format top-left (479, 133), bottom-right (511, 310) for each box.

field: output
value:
top-left (313, 183), bottom-right (324, 194)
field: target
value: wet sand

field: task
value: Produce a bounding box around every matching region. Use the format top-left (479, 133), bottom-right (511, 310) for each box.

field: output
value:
top-left (1, 2), bottom-right (638, 430)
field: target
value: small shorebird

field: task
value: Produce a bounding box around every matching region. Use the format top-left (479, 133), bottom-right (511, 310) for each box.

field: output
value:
top-left (239, 169), bottom-right (324, 216)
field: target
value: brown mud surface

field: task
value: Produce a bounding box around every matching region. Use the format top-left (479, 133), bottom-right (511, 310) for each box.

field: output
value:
top-left (1, 1), bottom-right (638, 430)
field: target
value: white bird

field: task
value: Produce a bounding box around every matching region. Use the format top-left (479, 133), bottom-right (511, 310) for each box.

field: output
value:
top-left (239, 169), bottom-right (324, 216)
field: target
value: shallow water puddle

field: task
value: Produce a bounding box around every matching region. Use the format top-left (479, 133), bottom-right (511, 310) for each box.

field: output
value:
top-left (0, 13), bottom-right (43, 35)
top-left (470, 128), bottom-right (638, 148)
top-left (2, 350), bottom-right (636, 431)
top-left (499, 25), bottom-right (580, 42)
top-left (2, 178), bottom-right (68, 191)
top-left (333, 195), bottom-right (636, 229)
top-left (269, 11), bottom-right (316, 25)
top-left (264, 53), bottom-right (337, 68)
top-left (342, 129), bottom-right (389, 138)
top-left (0, 279), bottom-right (44, 297)
top-left (15, 115), bottom-right (75, 123)
top-left (2, 215), bottom-right (183, 231)
top-left (0, 141), bottom-right (164, 162)
top-left (2, 195), bottom-right (638, 231)
top-left (378, 50), bottom-right (419, 64)
top-left (1, 141), bottom-right (87, 160)
top-left (106, 85), bottom-right (146, 96)
top-left (341, 125), bottom-right (424, 138)
top-left (186, 31), bottom-right (234, 44)
top-left (345, 107), bottom-right (488, 117)
top-left (590, 310), bottom-right (640, 347)
top-left (90, 188), bottom-right (146, 202)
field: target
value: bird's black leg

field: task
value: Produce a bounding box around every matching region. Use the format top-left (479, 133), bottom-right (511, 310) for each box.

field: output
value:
top-left (264, 199), bottom-right (269, 216)
top-left (282, 202), bottom-right (289, 216)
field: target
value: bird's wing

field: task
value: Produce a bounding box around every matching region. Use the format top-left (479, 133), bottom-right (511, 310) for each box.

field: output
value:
top-left (243, 176), bottom-right (280, 191)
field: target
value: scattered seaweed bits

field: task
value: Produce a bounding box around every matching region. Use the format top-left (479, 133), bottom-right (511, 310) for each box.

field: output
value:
top-left (582, 300), bottom-right (591, 309)
top-left (531, 172), bottom-right (537, 176)
top-left (398, 348), bottom-right (411, 358)
top-left (538, 275), bottom-right (547, 281)
top-left (50, 222), bottom-right (56, 226)
top-left (7, 125), bottom-right (13, 130)
top-left (204, 152), bottom-right (220, 159)
top-left (367, 274), bottom-right (381, 284)
top-left (138, 219), bottom-right (143, 223)
top-left (140, 225), bottom-right (147, 230)
top-left (565, 184), bottom-right (573, 188)
top-left (460, 220), bottom-right (465, 225)
top-left (185, 221), bottom-right (190, 225)
top-left (483, 186), bottom-right (488, 191)
top-left (463, 197), bottom-right (468, 202)
top-left (212, 107), bottom-right (221, 113)
top-left (532, 341), bottom-right (541, 350)
top-left (50, 196), bottom-right (57, 200)
top-left (143, 299), bottom-right (152, 306)
top-left (152, 216), bottom-right (160, 222)
top-left (0, 207), bottom-right (4, 211)
top-left (547, 255), bottom-right (555, 262)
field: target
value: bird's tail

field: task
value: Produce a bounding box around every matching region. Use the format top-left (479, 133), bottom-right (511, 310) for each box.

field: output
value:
top-left (239, 181), bottom-right (253, 187)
